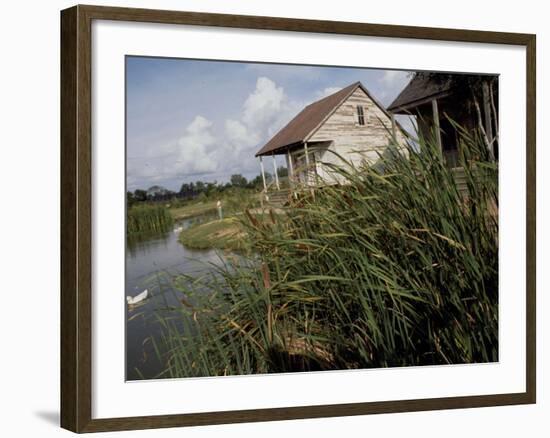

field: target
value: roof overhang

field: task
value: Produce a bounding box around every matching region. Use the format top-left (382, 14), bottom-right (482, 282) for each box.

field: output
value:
top-left (255, 141), bottom-right (304, 157)
top-left (388, 91), bottom-right (452, 114)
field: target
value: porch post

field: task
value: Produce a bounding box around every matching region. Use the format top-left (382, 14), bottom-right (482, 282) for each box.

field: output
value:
top-left (272, 153), bottom-right (280, 190)
top-left (391, 114), bottom-right (397, 144)
top-left (287, 150), bottom-right (294, 181)
top-left (259, 156), bottom-right (267, 192)
top-left (287, 149), bottom-right (296, 198)
top-left (304, 142), bottom-right (315, 197)
top-left (431, 99), bottom-right (443, 160)
top-left (304, 142), bottom-right (311, 186)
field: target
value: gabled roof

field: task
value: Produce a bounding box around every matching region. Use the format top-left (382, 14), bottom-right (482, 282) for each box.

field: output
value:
top-left (255, 81), bottom-right (394, 157)
top-left (387, 74), bottom-right (453, 113)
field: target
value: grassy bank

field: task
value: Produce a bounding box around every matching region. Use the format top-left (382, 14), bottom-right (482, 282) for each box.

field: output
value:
top-left (169, 188), bottom-right (261, 221)
top-left (178, 209), bottom-right (285, 251)
top-left (178, 217), bottom-right (246, 251)
top-left (170, 201), bottom-right (218, 220)
top-left (127, 204), bottom-right (173, 235)
top-left (174, 188), bottom-right (265, 251)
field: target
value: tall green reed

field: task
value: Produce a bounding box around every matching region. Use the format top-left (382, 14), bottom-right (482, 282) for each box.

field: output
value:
top-left (154, 130), bottom-right (498, 378)
top-left (127, 204), bottom-right (174, 235)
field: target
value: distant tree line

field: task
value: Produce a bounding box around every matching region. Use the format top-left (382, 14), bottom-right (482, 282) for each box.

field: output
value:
top-left (127, 166), bottom-right (288, 207)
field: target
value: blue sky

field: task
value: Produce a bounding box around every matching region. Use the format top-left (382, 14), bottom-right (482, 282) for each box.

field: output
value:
top-left (126, 57), bottom-right (413, 191)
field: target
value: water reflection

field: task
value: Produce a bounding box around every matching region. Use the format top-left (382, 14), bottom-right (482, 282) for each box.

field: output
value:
top-left (125, 217), bottom-right (220, 380)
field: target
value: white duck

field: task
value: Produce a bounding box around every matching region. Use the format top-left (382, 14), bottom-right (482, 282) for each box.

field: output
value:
top-left (127, 289), bottom-right (148, 305)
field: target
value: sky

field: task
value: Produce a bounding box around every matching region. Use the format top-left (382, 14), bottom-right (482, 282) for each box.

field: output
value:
top-left (126, 57), bottom-right (414, 192)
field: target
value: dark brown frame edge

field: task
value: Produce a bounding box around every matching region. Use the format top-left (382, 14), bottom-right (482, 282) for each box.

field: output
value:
top-left (60, 4), bottom-right (536, 433)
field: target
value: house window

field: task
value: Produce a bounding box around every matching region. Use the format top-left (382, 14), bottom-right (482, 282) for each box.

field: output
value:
top-left (357, 105), bottom-right (365, 125)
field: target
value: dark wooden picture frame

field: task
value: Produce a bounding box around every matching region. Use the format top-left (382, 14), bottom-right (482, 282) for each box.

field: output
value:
top-left (61, 4), bottom-right (536, 433)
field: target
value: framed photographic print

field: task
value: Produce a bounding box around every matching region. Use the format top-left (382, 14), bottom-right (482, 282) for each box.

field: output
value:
top-left (60, 4), bottom-right (536, 433)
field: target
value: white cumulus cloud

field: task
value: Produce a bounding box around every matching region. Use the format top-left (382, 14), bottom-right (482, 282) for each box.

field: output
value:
top-left (221, 77), bottom-right (302, 173)
top-left (173, 115), bottom-right (218, 174)
top-left (224, 119), bottom-right (259, 150)
top-left (242, 77), bottom-right (286, 129)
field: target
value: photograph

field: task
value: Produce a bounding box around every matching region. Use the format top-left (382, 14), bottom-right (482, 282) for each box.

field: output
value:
top-left (125, 57), bottom-right (499, 381)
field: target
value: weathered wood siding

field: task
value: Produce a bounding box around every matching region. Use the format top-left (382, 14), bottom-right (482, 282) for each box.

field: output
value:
top-left (307, 87), bottom-right (407, 183)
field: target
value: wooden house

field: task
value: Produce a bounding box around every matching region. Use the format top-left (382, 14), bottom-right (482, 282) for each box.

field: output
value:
top-left (387, 73), bottom-right (498, 167)
top-left (255, 81), bottom-right (407, 191)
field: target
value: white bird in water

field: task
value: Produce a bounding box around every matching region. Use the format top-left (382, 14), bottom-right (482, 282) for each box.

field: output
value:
top-left (173, 226), bottom-right (183, 233)
top-left (127, 289), bottom-right (148, 305)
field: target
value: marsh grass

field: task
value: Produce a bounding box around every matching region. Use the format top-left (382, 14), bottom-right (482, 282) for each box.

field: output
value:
top-left (152, 130), bottom-right (498, 378)
top-left (178, 217), bottom-right (247, 251)
top-left (170, 188), bottom-right (261, 221)
top-left (127, 204), bottom-right (174, 235)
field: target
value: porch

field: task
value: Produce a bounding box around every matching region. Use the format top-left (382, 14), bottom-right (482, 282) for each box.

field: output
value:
top-left (256, 141), bottom-right (331, 203)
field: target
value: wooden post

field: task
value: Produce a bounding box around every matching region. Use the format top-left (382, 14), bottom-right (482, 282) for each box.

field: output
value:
top-left (272, 153), bottom-right (280, 190)
top-left (259, 156), bottom-right (267, 192)
top-left (304, 142), bottom-right (311, 186)
top-left (304, 142), bottom-right (314, 197)
top-left (216, 200), bottom-right (223, 220)
top-left (431, 99), bottom-right (443, 160)
top-left (287, 149), bottom-right (296, 198)
top-left (313, 151), bottom-right (320, 185)
top-left (391, 113), bottom-right (397, 144)
top-left (286, 150), bottom-right (294, 181)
